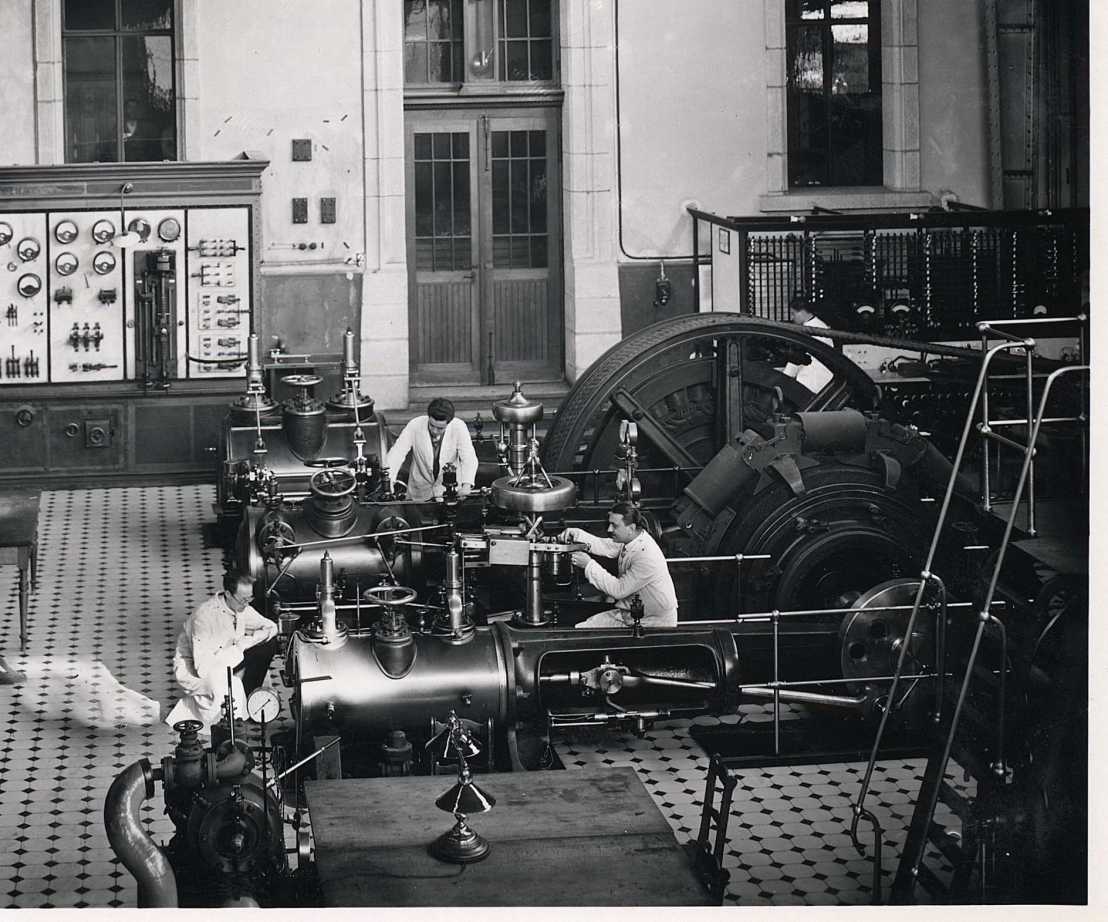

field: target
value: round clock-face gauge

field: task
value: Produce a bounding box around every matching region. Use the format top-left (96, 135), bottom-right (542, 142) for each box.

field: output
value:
top-left (246, 687), bottom-right (281, 723)
top-left (0, 222), bottom-right (12, 246)
top-left (92, 250), bottom-right (116, 275)
top-left (128, 217), bottom-right (151, 240)
top-left (55, 252), bottom-right (79, 276)
top-left (91, 219), bottom-right (116, 243)
top-left (54, 220), bottom-right (79, 244)
top-left (17, 273), bottom-right (42, 297)
top-left (16, 237), bottom-right (40, 262)
top-left (157, 217), bottom-right (181, 242)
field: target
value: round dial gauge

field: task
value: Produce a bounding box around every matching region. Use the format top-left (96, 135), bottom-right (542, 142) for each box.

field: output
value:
top-left (54, 220), bottom-right (78, 244)
top-left (17, 274), bottom-right (42, 298)
top-left (157, 217), bottom-right (181, 242)
top-left (92, 250), bottom-right (117, 275)
top-left (0, 222), bottom-right (12, 246)
top-left (91, 219), bottom-right (116, 244)
top-left (246, 687), bottom-right (281, 723)
top-left (55, 252), bottom-right (79, 276)
top-left (16, 237), bottom-right (41, 262)
top-left (128, 217), bottom-right (151, 241)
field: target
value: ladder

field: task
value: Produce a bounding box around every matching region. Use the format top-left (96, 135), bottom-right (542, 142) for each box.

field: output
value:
top-left (848, 314), bottom-right (1088, 903)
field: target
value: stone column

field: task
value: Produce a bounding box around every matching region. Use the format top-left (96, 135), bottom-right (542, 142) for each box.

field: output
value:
top-left (561, 0), bottom-right (622, 382)
top-left (360, 0), bottom-right (409, 410)
top-left (32, 0), bottom-right (63, 164)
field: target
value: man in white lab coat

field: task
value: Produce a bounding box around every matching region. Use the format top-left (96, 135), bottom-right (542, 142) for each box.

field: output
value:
top-left (166, 571), bottom-right (277, 734)
top-left (386, 397), bottom-right (478, 501)
top-left (559, 502), bottom-right (679, 628)
top-left (784, 296), bottom-right (835, 393)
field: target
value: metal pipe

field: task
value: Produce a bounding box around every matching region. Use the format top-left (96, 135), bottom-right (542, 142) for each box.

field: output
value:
top-left (680, 598), bottom-right (1001, 625)
top-left (987, 613), bottom-right (1008, 776)
top-left (772, 609), bottom-right (780, 756)
top-left (986, 416), bottom-right (1081, 426)
top-left (319, 552), bottom-right (340, 643)
top-left (664, 554), bottom-right (772, 564)
top-left (977, 425), bottom-right (1036, 454)
top-left (741, 686), bottom-right (866, 712)
top-left (279, 522), bottom-right (449, 552)
top-left (977, 315), bottom-right (1087, 327)
top-left (104, 760), bottom-right (178, 908)
top-left (445, 547), bottom-right (466, 636)
top-left (1025, 346), bottom-right (1036, 535)
top-left (739, 672), bottom-right (942, 690)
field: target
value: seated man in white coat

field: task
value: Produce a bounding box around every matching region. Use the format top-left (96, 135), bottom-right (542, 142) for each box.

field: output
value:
top-left (386, 397), bottom-right (478, 502)
top-left (166, 571), bottom-right (278, 734)
top-left (784, 295), bottom-right (835, 393)
top-left (559, 501), bottom-right (679, 628)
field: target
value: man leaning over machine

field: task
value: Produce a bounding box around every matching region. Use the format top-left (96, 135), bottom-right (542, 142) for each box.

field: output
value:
top-left (386, 397), bottom-right (479, 502)
top-left (559, 501), bottom-right (679, 628)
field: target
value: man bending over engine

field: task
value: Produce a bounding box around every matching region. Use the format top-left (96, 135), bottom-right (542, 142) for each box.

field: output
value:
top-left (386, 397), bottom-right (478, 501)
top-left (559, 501), bottom-right (678, 628)
top-left (166, 571), bottom-right (278, 734)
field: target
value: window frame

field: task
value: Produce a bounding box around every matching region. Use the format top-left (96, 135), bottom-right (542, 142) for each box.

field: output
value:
top-left (784, 0), bottom-right (883, 189)
top-left (61, 0), bottom-right (179, 164)
top-left (403, 0), bottom-right (561, 98)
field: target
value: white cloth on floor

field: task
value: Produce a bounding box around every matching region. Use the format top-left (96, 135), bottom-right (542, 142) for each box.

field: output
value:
top-left (5, 656), bottom-right (160, 728)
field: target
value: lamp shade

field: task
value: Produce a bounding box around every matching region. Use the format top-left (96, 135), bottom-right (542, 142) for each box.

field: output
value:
top-left (435, 778), bottom-right (496, 816)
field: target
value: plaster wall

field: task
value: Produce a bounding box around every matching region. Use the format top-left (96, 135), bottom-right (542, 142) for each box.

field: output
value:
top-left (0, 4), bottom-right (37, 165)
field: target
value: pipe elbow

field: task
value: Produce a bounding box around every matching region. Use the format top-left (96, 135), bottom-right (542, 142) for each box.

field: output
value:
top-left (104, 760), bottom-right (178, 908)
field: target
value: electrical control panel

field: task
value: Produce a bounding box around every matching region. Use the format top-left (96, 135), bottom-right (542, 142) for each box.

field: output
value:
top-left (0, 205), bottom-right (252, 386)
top-left (0, 212), bottom-right (49, 383)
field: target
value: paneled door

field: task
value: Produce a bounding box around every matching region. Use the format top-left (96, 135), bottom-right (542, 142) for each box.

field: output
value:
top-left (406, 108), bottom-right (562, 384)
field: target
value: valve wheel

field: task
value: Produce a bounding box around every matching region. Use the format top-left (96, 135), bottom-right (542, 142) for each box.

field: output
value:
top-left (309, 467), bottom-right (356, 498)
top-left (281, 374), bottom-right (323, 388)
top-left (364, 585), bottom-right (418, 606)
top-left (303, 457), bottom-right (351, 469)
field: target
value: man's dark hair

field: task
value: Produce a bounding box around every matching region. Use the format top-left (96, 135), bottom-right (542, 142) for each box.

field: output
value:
top-left (610, 501), bottom-right (643, 528)
top-left (222, 570), bottom-right (252, 594)
top-left (427, 397), bottom-right (455, 422)
top-left (788, 293), bottom-right (814, 315)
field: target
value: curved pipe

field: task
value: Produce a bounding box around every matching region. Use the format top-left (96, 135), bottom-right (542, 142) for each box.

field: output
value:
top-left (104, 759), bottom-right (178, 908)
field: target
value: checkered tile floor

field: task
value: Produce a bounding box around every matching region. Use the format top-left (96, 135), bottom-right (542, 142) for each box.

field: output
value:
top-left (0, 486), bottom-right (963, 908)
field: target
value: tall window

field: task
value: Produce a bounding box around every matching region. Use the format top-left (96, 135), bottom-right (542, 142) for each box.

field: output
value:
top-left (404, 0), bottom-right (556, 87)
top-left (63, 0), bottom-right (177, 163)
top-left (786, 0), bottom-right (881, 187)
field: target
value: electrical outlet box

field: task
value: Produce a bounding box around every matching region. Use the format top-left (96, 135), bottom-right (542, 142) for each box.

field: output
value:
top-left (320, 197), bottom-right (337, 224)
top-left (292, 139), bottom-right (312, 162)
top-left (292, 198), bottom-right (308, 224)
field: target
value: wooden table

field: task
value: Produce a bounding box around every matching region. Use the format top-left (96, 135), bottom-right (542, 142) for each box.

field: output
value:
top-left (0, 490), bottom-right (39, 651)
top-left (306, 767), bottom-right (711, 906)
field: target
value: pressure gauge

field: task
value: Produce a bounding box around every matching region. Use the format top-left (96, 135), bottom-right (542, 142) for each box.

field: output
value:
top-left (54, 220), bottom-right (78, 244)
top-left (127, 217), bottom-right (151, 241)
top-left (157, 217), bottom-right (181, 242)
top-left (92, 250), bottom-right (116, 275)
top-left (246, 687), bottom-right (281, 723)
top-left (17, 273), bottom-right (42, 298)
top-left (91, 219), bottom-right (116, 244)
top-left (55, 252), bottom-right (78, 276)
top-left (16, 237), bottom-right (40, 262)
top-left (0, 222), bottom-right (12, 247)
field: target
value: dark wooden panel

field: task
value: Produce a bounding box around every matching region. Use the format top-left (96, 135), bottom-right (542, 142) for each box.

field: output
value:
top-left (618, 262), bottom-right (697, 338)
top-left (307, 768), bottom-right (709, 907)
top-left (0, 405), bottom-right (48, 472)
top-left (492, 276), bottom-right (546, 361)
top-left (133, 403), bottom-right (193, 465)
top-left (45, 404), bottom-right (125, 470)
top-left (414, 281), bottom-right (472, 364)
top-left (259, 273), bottom-right (363, 356)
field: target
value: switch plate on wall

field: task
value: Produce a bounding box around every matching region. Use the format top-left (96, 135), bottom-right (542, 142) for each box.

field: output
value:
top-left (292, 198), bottom-right (308, 224)
top-left (320, 197), bottom-right (337, 224)
top-left (291, 139), bottom-right (312, 162)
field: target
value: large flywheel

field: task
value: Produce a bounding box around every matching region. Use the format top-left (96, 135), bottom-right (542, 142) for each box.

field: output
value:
top-left (541, 314), bottom-right (876, 503)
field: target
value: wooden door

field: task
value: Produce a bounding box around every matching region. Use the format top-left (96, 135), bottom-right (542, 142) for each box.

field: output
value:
top-left (407, 108), bottom-right (561, 384)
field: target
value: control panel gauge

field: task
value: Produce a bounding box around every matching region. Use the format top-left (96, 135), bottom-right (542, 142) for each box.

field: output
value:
top-left (91, 219), bottom-right (116, 244)
top-left (54, 220), bottom-right (78, 244)
top-left (16, 237), bottom-right (41, 262)
top-left (157, 217), bottom-right (181, 242)
top-left (0, 222), bottom-right (12, 246)
top-left (127, 217), bottom-right (151, 241)
top-left (55, 252), bottom-right (78, 276)
top-left (246, 687), bottom-right (281, 723)
top-left (92, 251), bottom-right (116, 275)
top-left (17, 274), bottom-right (42, 297)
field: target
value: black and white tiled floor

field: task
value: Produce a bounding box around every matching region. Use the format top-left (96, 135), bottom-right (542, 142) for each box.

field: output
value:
top-left (0, 486), bottom-right (960, 908)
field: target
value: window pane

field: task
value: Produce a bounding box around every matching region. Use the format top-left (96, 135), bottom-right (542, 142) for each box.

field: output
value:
top-left (800, 0), bottom-right (825, 20)
top-left (531, 235), bottom-right (548, 269)
top-left (414, 134), bottom-right (433, 159)
top-left (64, 36), bottom-right (118, 163)
top-left (64, 0), bottom-right (115, 30)
top-left (511, 161), bottom-right (529, 233)
top-left (429, 43), bottom-right (453, 82)
top-left (414, 160), bottom-right (434, 236)
top-left (427, 0), bottom-right (454, 39)
top-left (405, 43), bottom-right (429, 83)
top-left (121, 35), bottom-right (175, 161)
top-left (529, 0), bottom-right (552, 37)
top-left (432, 132), bottom-right (452, 158)
top-left (792, 26), bottom-right (823, 91)
top-left (530, 158), bottom-right (547, 232)
top-left (405, 1), bottom-right (428, 40)
top-left (832, 24), bottom-right (870, 93)
top-left (530, 40), bottom-right (552, 80)
top-left (452, 134), bottom-right (469, 158)
top-left (121, 0), bottom-right (173, 31)
top-left (509, 130), bottom-right (528, 157)
top-left (492, 160), bottom-right (510, 233)
top-left (830, 0), bottom-right (870, 18)
top-left (453, 162), bottom-right (470, 236)
top-left (504, 0), bottom-right (528, 37)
